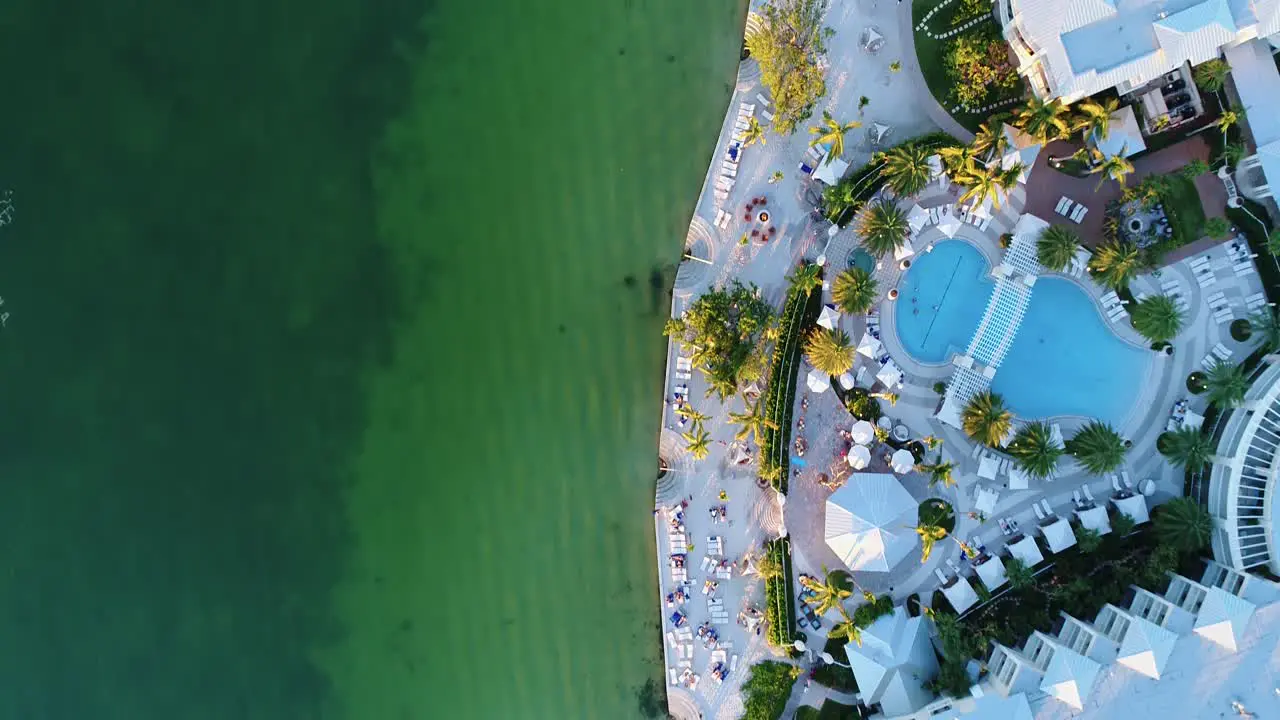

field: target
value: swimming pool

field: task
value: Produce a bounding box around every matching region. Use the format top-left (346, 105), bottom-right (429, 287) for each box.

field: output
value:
top-left (896, 241), bottom-right (1151, 424)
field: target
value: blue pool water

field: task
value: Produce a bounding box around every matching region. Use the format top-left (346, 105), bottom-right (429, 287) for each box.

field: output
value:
top-left (897, 241), bottom-right (1150, 424)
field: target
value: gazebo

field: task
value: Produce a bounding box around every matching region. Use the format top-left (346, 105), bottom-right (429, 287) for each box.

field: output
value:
top-left (1041, 517), bottom-right (1077, 553)
top-left (1007, 534), bottom-right (1044, 566)
top-left (1076, 506), bottom-right (1112, 535)
top-left (825, 473), bottom-right (919, 571)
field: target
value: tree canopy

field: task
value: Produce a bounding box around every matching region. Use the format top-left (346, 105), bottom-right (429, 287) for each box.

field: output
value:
top-left (664, 281), bottom-right (775, 400)
top-left (831, 267), bottom-right (879, 314)
top-left (962, 390), bottom-right (1012, 447)
top-left (1066, 421), bottom-right (1127, 474)
top-left (1154, 497), bottom-right (1212, 553)
top-left (1036, 225), bottom-right (1080, 272)
top-left (1130, 294), bottom-right (1185, 344)
top-left (741, 660), bottom-right (802, 720)
top-left (1008, 420), bottom-right (1062, 479)
top-left (746, 0), bottom-right (832, 135)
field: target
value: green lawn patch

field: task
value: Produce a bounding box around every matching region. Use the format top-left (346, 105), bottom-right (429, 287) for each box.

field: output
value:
top-left (911, 0), bottom-right (1021, 132)
top-left (1160, 174), bottom-right (1207, 246)
top-left (816, 699), bottom-right (860, 720)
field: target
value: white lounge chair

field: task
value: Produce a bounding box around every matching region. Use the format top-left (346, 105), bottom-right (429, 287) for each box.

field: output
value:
top-left (755, 93), bottom-right (771, 107)
top-left (1033, 504), bottom-right (1046, 520)
top-left (1083, 485), bottom-right (1095, 503)
top-left (1041, 499), bottom-right (1053, 516)
top-left (1213, 342), bottom-right (1232, 359)
top-left (761, 109), bottom-right (774, 122)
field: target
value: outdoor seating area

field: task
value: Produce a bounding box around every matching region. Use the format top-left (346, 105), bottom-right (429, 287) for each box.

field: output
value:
top-left (1054, 195), bottom-right (1088, 224)
top-left (1098, 290), bottom-right (1130, 324)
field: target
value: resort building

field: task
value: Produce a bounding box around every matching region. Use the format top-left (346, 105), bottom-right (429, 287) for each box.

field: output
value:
top-left (1224, 38), bottom-right (1280, 214)
top-left (845, 607), bottom-right (939, 716)
top-left (824, 473), bottom-right (919, 572)
top-left (998, 0), bottom-right (1280, 103)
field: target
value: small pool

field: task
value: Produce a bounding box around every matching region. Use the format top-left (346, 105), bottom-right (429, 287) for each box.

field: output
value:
top-left (847, 248), bottom-right (875, 274)
top-left (896, 241), bottom-right (1151, 424)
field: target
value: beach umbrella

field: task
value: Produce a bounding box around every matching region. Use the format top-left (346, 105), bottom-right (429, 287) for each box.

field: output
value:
top-left (848, 444), bottom-right (871, 470)
top-left (806, 368), bottom-right (830, 393)
top-left (876, 360), bottom-right (903, 389)
top-left (936, 211), bottom-right (962, 238)
top-left (818, 304), bottom-right (841, 330)
top-left (890, 448), bottom-right (915, 474)
top-left (851, 420), bottom-right (875, 445)
top-left (856, 333), bottom-right (882, 359)
top-left (907, 204), bottom-right (929, 232)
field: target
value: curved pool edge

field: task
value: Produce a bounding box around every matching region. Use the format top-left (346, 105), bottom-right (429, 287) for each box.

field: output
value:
top-left (889, 235), bottom-right (1001, 367)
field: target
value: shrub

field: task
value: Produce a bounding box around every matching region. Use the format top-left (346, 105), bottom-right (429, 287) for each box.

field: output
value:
top-left (845, 388), bottom-right (883, 422)
top-left (763, 537), bottom-right (797, 648)
top-left (954, 0), bottom-right (992, 22)
top-left (1231, 318), bottom-right (1253, 342)
top-left (850, 594), bottom-right (894, 628)
top-left (933, 381), bottom-right (947, 394)
top-left (759, 277), bottom-right (823, 491)
top-left (741, 659), bottom-right (803, 720)
top-left (943, 25), bottom-right (1019, 108)
top-left (1187, 371), bottom-right (1207, 394)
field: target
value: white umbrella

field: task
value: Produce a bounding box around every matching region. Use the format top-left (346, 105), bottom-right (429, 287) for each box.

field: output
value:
top-left (936, 212), bottom-right (962, 238)
top-left (818, 304), bottom-right (841, 330)
top-left (890, 448), bottom-right (915, 474)
top-left (851, 420), bottom-right (875, 445)
top-left (848, 444), bottom-right (871, 469)
top-left (908, 203), bottom-right (929, 231)
top-left (893, 233), bottom-right (916, 261)
top-left (807, 368), bottom-right (830, 393)
top-left (856, 333), bottom-right (882, 359)
top-left (876, 360), bottom-right (902, 389)
top-left (838, 372), bottom-right (855, 390)
top-left (974, 486), bottom-right (999, 515)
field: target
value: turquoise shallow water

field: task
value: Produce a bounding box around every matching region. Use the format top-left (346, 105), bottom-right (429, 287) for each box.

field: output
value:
top-left (898, 240), bottom-right (992, 362)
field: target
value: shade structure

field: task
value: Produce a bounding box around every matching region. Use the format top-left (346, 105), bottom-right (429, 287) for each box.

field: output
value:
top-left (890, 448), bottom-right (915, 475)
top-left (960, 693), bottom-right (1033, 720)
top-left (838, 372), bottom-right (855, 390)
top-left (1008, 465), bottom-right (1030, 490)
top-left (1040, 517), bottom-right (1077, 553)
top-left (1117, 614), bottom-right (1178, 679)
top-left (814, 154), bottom-right (850, 185)
top-left (1007, 534), bottom-right (1044, 566)
top-left (818, 304), bottom-right (841, 330)
top-left (1040, 646), bottom-right (1101, 710)
top-left (907, 203), bottom-right (929, 231)
top-left (1184, 409), bottom-right (1205, 430)
top-left (1076, 506), bottom-right (1112, 535)
top-left (876, 360), bottom-right (903, 389)
top-left (936, 211), bottom-right (962, 238)
top-left (1193, 586), bottom-right (1256, 651)
top-left (848, 444), bottom-right (871, 470)
top-left (825, 473), bottom-right (918, 571)
top-left (894, 234), bottom-right (916, 261)
top-left (1112, 494), bottom-right (1149, 524)
top-left (807, 368), bottom-right (830, 393)
top-left (977, 454), bottom-right (1000, 480)
top-left (843, 608), bottom-right (938, 716)
top-left (974, 553), bottom-right (1007, 589)
top-left (851, 420), bottom-right (875, 445)
top-left (857, 333), bottom-right (883, 359)
top-left (941, 576), bottom-right (979, 614)
top-left (974, 486), bottom-right (999, 515)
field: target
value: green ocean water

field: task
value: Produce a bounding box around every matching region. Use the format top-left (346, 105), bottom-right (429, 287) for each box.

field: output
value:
top-left (0, 1), bottom-right (744, 718)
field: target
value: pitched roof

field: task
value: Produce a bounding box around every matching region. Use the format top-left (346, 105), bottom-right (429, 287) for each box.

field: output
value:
top-left (844, 607), bottom-right (940, 715)
top-left (1194, 586), bottom-right (1256, 651)
top-left (1040, 645), bottom-right (1102, 710)
top-left (825, 474), bottom-right (918, 571)
top-left (1116, 614), bottom-right (1179, 678)
top-left (1007, 534), bottom-right (1045, 566)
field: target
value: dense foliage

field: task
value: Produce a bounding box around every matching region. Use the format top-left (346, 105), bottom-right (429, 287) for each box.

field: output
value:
top-left (759, 270), bottom-right (823, 490)
top-left (1036, 225), bottom-right (1080, 272)
top-left (1157, 427), bottom-right (1212, 470)
top-left (1154, 498), bottom-right (1213, 552)
top-left (747, 0), bottom-right (832, 135)
top-left (741, 659), bottom-right (802, 720)
top-left (804, 327), bottom-right (855, 376)
top-left (944, 25), bottom-right (1019, 109)
top-left (664, 281), bottom-right (775, 400)
top-left (1130, 294), bottom-right (1185, 343)
top-left (962, 390), bottom-right (1012, 447)
top-left (1066, 421), bottom-right (1127, 474)
top-left (763, 537), bottom-right (796, 648)
top-left (831, 267), bottom-right (879, 314)
top-left (1008, 420), bottom-right (1062, 479)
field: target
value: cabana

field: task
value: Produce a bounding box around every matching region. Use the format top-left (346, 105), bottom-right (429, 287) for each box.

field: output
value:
top-left (894, 234), bottom-right (916, 261)
top-left (851, 420), bottom-right (875, 445)
top-left (807, 368), bottom-right (830, 393)
top-left (876, 360), bottom-right (903, 389)
top-left (907, 204), bottom-right (929, 232)
top-left (974, 486), bottom-right (999, 516)
top-left (941, 576), bottom-right (979, 614)
top-left (1008, 465), bottom-right (1030, 490)
top-left (936, 211), bottom-right (962, 238)
top-left (1007, 534), bottom-right (1044, 566)
top-left (1076, 505), bottom-right (1112, 535)
top-left (1040, 517), bottom-right (1077, 553)
top-left (977, 453), bottom-right (1000, 481)
top-left (974, 553), bottom-right (1008, 589)
top-left (813, 154), bottom-right (850, 185)
top-left (1112, 494), bottom-right (1150, 524)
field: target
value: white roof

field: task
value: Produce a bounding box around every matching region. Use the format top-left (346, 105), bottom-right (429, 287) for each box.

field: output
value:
top-left (975, 553), bottom-right (1008, 589)
top-left (890, 448), bottom-right (915, 474)
top-left (1076, 505), bottom-right (1112, 534)
top-left (1008, 465), bottom-right (1030, 490)
top-left (825, 474), bottom-right (919, 571)
top-left (947, 692), bottom-right (1033, 720)
top-left (1226, 39), bottom-right (1280, 194)
top-left (942, 576), bottom-right (980, 613)
top-left (974, 486), bottom-right (1000, 515)
top-left (1041, 517), bottom-right (1077, 553)
top-left (877, 360), bottom-right (903, 389)
top-left (1040, 645), bottom-right (1102, 710)
top-left (1091, 105), bottom-right (1146, 159)
top-left (818, 304), bottom-right (841, 330)
top-left (851, 420), bottom-right (875, 444)
top-left (936, 212), bottom-right (962, 238)
top-left (1112, 493), bottom-right (1149, 524)
top-left (1194, 586), bottom-right (1256, 651)
top-left (807, 368), bottom-right (830, 393)
top-left (857, 332), bottom-right (883, 359)
top-left (845, 607), bottom-right (940, 715)
top-left (1116, 614), bottom-right (1179, 679)
top-left (1007, 534), bottom-right (1045, 566)
top-left (894, 233), bottom-right (916, 261)
top-left (814, 154), bottom-right (850, 185)
top-left (848, 444), bottom-right (871, 469)
top-left (978, 454), bottom-right (1000, 480)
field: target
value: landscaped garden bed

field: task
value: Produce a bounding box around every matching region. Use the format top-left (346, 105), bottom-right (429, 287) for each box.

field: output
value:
top-left (822, 132), bottom-right (961, 226)
top-left (760, 274), bottom-right (823, 493)
top-left (912, 0), bottom-right (1022, 131)
top-left (764, 536), bottom-right (797, 648)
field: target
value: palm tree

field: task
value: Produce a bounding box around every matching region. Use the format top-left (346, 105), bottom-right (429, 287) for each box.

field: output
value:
top-left (682, 425), bottom-right (712, 460)
top-left (870, 390), bottom-right (899, 406)
top-left (1159, 426), bottom-right (1212, 469)
top-left (800, 567), bottom-right (853, 616)
top-left (1154, 497), bottom-right (1213, 552)
top-left (953, 162), bottom-right (1004, 210)
top-left (1072, 97), bottom-right (1120, 140)
top-left (1066, 421), bottom-right (1127, 474)
top-left (1194, 58), bottom-right (1229, 93)
top-left (857, 200), bottom-right (909, 258)
top-left (822, 182), bottom-right (857, 224)
top-left (1250, 308), bottom-right (1280, 352)
top-left (971, 120), bottom-right (1009, 160)
top-left (1008, 420), bottom-right (1062, 479)
top-left (703, 366), bottom-right (738, 401)
top-left (804, 328), bottom-right (855, 376)
top-left (912, 521), bottom-right (949, 563)
top-left (728, 399), bottom-right (777, 445)
top-left (809, 110), bottom-right (861, 162)
top-left (962, 390), bottom-right (1013, 447)
top-left (1130, 294), bottom-right (1185, 343)
top-left (923, 435), bottom-right (942, 451)
top-left (1216, 106), bottom-right (1243, 136)
top-left (1014, 96), bottom-right (1071, 144)
top-left (675, 404), bottom-right (710, 425)
top-left (937, 144), bottom-right (977, 176)
top-left (789, 262), bottom-right (823, 296)
top-left (880, 143), bottom-right (933, 196)
top-left (1088, 239), bottom-right (1142, 291)
top-left (1219, 142), bottom-right (1246, 168)
top-left (917, 458), bottom-right (957, 488)
top-left (1205, 360), bottom-right (1248, 407)
top-left (1036, 225), bottom-right (1081, 271)
top-left (1090, 150), bottom-right (1135, 188)
top-left (827, 605), bottom-right (863, 646)
top-left (751, 549), bottom-right (783, 581)
top-left (831, 267), bottom-right (879, 314)
top-left (740, 116), bottom-right (766, 147)
top-left (1004, 556), bottom-right (1035, 590)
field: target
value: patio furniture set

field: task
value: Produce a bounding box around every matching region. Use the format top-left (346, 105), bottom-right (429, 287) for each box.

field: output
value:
top-left (1054, 195), bottom-right (1089, 224)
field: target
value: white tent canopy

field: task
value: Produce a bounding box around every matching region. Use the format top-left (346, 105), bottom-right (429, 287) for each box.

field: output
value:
top-left (942, 576), bottom-right (979, 614)
top-left (890, 448), bottom-right (915, 475)
top-left (877, 360), bottom-right (903, 389)
top-left (1041, 517), bottom-right (1077, 553)
top-left (1040, 646), bottom-right (1101, 710)
top-left (1117, 614), bottom-right (1178, 679)
top-left (1193, 586), bottom-right (1256, 652)
top-left (851, 420), bottom-right (875, 445)
top-left (814, 154), bottom-right (850, 185)
top-left (825, 474), bottom-right (919, 571)
top-left (894, 234), bottom-right (916, 261)
top-left (848, 444), bottom-right (871, 470)
top-left (1007, 535), bottom-right (1044, 566)
top-left (907, 204), bottom-right (929, 231)
top-left (936, 211), bottom-right (962, 238)
top-left (1008, 465), bottom-right (1030, 490)
top-left (975, 553), bottom-right (1008, 589)
top-left (974, 486), bottom-right (999, 516)
top-left (1076, 506), bottom-right (1112, 535)
top-left (818, 304), bottom-right (841, 330)
top-left (1112, 494), bottom-right (1150, 524)
top-left (807, 368), bottom-right (830, 393)
top-left (977, 454), bottom-right (1000, 480)
top-left (857, 332), bottom-right (883, 359)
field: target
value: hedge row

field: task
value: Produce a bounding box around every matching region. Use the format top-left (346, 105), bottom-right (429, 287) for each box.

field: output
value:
top-left (759, 278), bottom-right (822, 493)
top-left (764, 537), bottom-right (796, 648)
